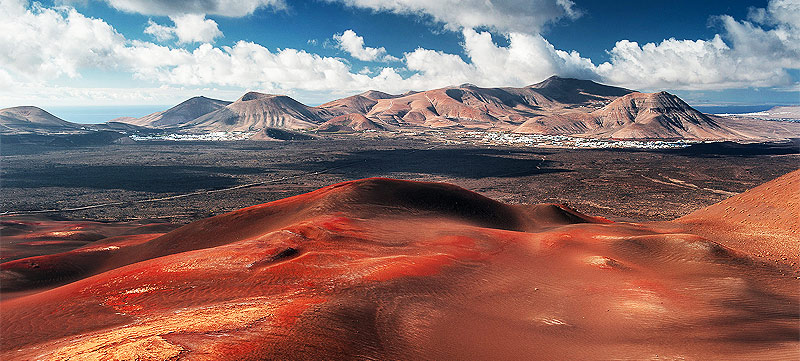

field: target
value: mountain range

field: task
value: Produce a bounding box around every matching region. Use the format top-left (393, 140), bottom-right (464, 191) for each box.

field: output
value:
top-left (2, 76), bottom-right (799, 141)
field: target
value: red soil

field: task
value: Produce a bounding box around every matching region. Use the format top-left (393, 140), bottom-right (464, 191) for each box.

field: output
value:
top-left (674, 169), bottom-right (800, 265)
top-left (1, 178), bottom-right (797, 360)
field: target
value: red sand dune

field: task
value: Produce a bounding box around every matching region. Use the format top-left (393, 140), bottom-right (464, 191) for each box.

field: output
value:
top-left (674, 169), bottom-right (800, 265)
top-left (1, 178), bottom-right (797, 360)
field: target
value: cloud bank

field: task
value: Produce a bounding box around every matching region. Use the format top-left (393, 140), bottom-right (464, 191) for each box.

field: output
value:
top-left (102, 0), bottom-right (286, 16)
top-left (0, 0), bottom-right (798, 106)
top-left (328, 0), bottom-right (580, 34)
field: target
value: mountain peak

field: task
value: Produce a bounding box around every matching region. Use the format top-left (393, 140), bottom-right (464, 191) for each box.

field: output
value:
top-left (359, 90), bottom-right (396, 100)
top-left (237, 92), bottom-right (278, 102)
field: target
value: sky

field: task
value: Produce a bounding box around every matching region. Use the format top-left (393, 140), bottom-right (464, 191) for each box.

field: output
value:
top-left (1, 0), bottom-right (798, 118)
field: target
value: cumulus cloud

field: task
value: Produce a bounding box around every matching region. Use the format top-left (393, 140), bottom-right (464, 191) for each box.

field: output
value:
top-left (332, 30), bottom-right (398, 62)
top-left (145, 14), bottom-right (223, 44)
top-left (596, 1), bottom-right (800, 90)
top-left (102, 0), bottom-right (286, 17)
top-left (329, 0), bottom-right (579, 34)
top-left (0, 1), bottom-right (125, 79)
top-left (401, 29), bottom-right (596, 89)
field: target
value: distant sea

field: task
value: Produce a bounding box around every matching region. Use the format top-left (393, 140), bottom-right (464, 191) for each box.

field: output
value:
top-left (691, 105), bottom-right (783, 114)
top-left (43, 105), bottom-right (170, 124)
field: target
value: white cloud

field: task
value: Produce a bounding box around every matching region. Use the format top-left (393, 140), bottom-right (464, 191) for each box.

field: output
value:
top-left (145, 14), bottom-right (223, 44)
top-left (328, 0), bottom-right (579, 34)
top-left (332, 30), bottom-right (398, 62)
top-left (596, 1), bottom-right (800, 90)
top-left (102, 0), bottom-right (286, 17)
top-left (0, 1), bottom-right (125, 80)
top-left (402, 29), bottom-right (596, 89)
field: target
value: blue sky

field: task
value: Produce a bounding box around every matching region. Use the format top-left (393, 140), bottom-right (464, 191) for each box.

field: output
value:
top-left (1, 0), bottom-right (798, 117)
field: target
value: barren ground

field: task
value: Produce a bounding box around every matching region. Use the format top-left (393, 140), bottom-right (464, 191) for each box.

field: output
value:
top-left (2, 136), bottom-right (798, 223)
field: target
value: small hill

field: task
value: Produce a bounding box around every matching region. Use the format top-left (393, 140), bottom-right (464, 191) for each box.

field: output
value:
top-left (123, 96), bottom-right (230, 128)
top-left (249, 127), bottom-right (316, 141)
top-left (184, 92), bottom-right (324, 132)
top-left (89, 121), bottom-right (154, 134)
top-left (317, 113), bottom-right (385, 132)
top-left (0, 106), bottom-right (83, 134)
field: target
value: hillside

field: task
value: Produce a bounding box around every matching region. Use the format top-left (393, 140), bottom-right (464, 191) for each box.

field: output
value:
top-left (316, 113), bottom-right (385, 132)
top-left (185, 92), bottom-right (324, 131)
top-left (515, 91), bottom-right (757, 140)
top-left (675, 169), bottom-right (800, 262)
top-left (0, 106), bottom-right (83, 134)
top-left (362, 77), bottom-right (632, 130)
top-left (123, 96), bottom-right (231, 128)
top-left (314, 94), bottom-right (378, 118)
top-left (2, 178), bottom-right (797, 360)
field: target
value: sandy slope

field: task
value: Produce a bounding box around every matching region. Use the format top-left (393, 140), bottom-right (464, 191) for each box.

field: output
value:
top-left (674, 169), bottom-right (799, 264)
top-left (1, 177), bottom-right (797, 360)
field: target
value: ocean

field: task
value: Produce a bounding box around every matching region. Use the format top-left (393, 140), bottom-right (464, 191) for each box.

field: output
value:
top-left (43, 105), bottom-right (170, 124)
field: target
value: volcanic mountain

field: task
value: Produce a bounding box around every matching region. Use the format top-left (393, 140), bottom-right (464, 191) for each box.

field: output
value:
top-left (0, 106), bottom-right (83, 134)
top-left (527, 75), bottom-right (633, 105)
top-left (184, 92), bottom-right (324, 131)
top-left (359, 89), bottom-right (399, 100)
top-left (2, 176), bottom-right (797, 360)
top-left (123, 96), bottom-right (231, 128)
top-left (515, 91), bottom-right (749, 140)
top-left (316, 113), bottom-right (385, 132)
top-left (363, 77), bottom-right (632, 129)
top-left (314, 94), bottom-right (378, 118)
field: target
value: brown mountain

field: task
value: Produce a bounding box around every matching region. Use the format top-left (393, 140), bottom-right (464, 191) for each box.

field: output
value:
top-left (316, 113), bottom-right (385, 132)
top-left (362, 77), bottom-right (631, 130)
top-left (123, 96), bottom-right (230, 128)
top-left (0, 106), bottom-right (83, 134)
top-left (515, 91), bottom-right (749, 140)
top-left (314, 95), bottom-right (378, 118)
top-left (185, 92), bottom-right (324, 131)
top-left (527, 76), bottom-right (632, 105)
top-left (359, 90), bottom-right (398, 100)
